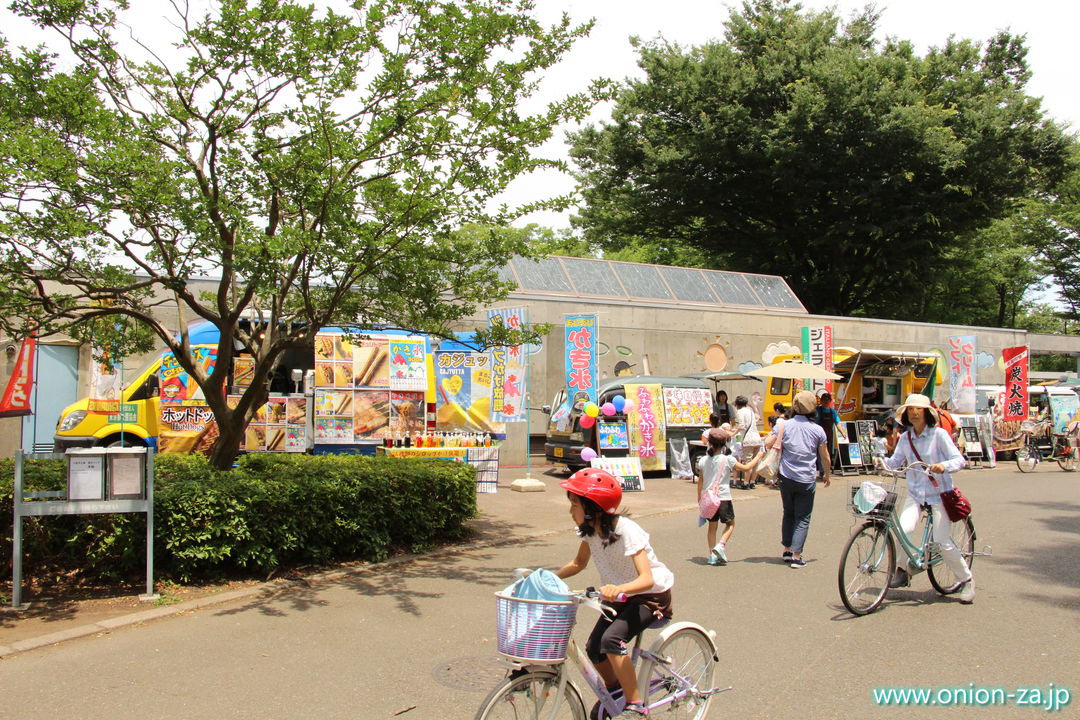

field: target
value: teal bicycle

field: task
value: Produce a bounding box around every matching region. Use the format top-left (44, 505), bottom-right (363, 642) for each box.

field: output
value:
top-left (838, 463), bottom-right (990, 616)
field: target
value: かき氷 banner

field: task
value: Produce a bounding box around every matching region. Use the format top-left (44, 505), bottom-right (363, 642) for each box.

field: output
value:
top-left (564, 314), bottom-right (598, 408)
top-left (624, 383), bottom-right (667, 472)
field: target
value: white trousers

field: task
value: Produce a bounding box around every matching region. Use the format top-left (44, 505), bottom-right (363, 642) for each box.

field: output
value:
top-left (897, 495), bottom-right (972, 582)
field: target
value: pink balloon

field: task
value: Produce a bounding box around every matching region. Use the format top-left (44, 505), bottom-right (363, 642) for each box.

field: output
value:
top-left (601, 402), bottom-right (616, 417)
top-left (622, 398), bottom-right (636, 413)
top-left (579, 414), bottom-right (596, 429)
top-left (580, 447), bottom-right (598, 462)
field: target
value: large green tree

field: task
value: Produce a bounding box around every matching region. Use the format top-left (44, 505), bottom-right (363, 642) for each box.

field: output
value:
top-left (569, 0), bottom-right (1074, 319)
top-left (0, 0), bottom-right (603, 467)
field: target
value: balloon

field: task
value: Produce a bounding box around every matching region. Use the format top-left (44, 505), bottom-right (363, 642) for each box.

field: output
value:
top-left (584, 402), bottom-right (600, 418)
top-left (580, 447), bottom-right (598, 462)
top-left (612, 395), bottom-right (626, 412)
top-left (601, 402), bottom-right (616, 417)
top-left (579, 414), bottom-right (596, 428)
top-left (622, 398), bottom-right (636, 413)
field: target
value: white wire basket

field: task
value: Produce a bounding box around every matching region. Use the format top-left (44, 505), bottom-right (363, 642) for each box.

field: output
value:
top-left (847, 478), bottom-right (904, 519)
top-left (495, 593), bottom-right (578, 663)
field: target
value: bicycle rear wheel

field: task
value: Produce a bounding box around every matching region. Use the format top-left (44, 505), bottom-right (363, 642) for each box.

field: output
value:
top-left (928, 517), bottom-right (976, 594)
top-left (1057, 447), bottom-right (1079, 472)
top-left (1015, 442), bottom-right (1038, 473)
top-left (638, 627), bottom-right (717, 719)
top-left (838, 521), bottom-right (895, 616)
top-left (475, 669), bottom-right (586, 720)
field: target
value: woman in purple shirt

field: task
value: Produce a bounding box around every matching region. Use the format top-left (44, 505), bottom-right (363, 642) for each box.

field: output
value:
top-left (777, 391), bottom-right (831, 568)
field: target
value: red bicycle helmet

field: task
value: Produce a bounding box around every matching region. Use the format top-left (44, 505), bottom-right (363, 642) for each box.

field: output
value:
top-left (560, 468), bottom-right (622, 514)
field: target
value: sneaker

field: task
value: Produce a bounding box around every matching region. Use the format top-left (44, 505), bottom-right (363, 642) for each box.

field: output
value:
top-left (957, 578), bottom-right (975, 604)
top-left (713, 543), bottom-right (727, 564)
top-left (706, 554), bottom-right (720, 566)
top-left (746, 482), bottom-right (756, 489)
top-left (888, 567), bottom-right (910, 589)
top-left (613, 703), bottom-right (648, 720)
top-left (782, 551), bottom-right (793, 563)
top-left (789, 557), bottom-right (807, 568)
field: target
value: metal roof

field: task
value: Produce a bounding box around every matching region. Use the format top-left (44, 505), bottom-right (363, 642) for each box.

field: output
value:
top-left (499, 255), bottom-right (806, 313)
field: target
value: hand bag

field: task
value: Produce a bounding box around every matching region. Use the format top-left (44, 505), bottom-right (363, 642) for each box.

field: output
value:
top-left (906, 431), bottom-right (972, 522)
top-left (755, 423), bottom-right (784, 480)
top-left (698, 456), bottom-right (728, 519)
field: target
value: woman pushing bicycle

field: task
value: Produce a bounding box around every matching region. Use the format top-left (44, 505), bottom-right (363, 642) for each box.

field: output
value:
top-left (554, 468), bottom-right (675, 720)
top-left (882, 393), bottom-right (975, 604)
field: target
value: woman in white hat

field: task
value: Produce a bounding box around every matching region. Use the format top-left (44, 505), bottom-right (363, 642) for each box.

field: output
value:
top-left (882, 393), bottom-right (974, 603)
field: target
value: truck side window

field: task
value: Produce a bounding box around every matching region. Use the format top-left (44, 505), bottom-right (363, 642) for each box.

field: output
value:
top-left (770, 378), bottom-right (790, 397)
top-left (128, 374), bottom-right (159, 402)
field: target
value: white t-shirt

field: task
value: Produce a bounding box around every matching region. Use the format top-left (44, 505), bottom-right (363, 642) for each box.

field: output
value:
top-left (736, 406), bottom-right (761, 445)
top-left (584, 517), bottom-right (674, 595)
top-left (699, 453), bottom-right (733, 501)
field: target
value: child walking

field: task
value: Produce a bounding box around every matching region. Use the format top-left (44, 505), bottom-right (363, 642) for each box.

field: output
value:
top-left (555, 468), bottom-right (675, 720)
top-left (697, 427), bottom-right (764, 565)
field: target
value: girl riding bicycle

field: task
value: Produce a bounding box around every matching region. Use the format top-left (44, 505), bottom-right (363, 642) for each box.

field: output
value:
top-left (882, 393), bottom-right (975, 603)
top-left (555, 468), bottom-right (675, 720)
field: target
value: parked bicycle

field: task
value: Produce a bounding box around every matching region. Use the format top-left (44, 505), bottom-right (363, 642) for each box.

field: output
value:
top-left (838, 463), bottom-right (991, 616)
top-left (1015, 420), bottom-right (1079, 473)
top-left (476, 572), bottom-right (726, 719)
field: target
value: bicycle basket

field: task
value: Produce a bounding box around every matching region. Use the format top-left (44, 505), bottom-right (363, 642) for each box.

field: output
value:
top-left (848, 479), bottom-right (901, 519)
top-left (495, 593), bottom-right (578, 663)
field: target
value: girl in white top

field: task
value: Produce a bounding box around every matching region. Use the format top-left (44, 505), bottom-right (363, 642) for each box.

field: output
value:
top-left (698, 427), bottom-right (763, 564)
top-left (883, 394), bottom-right (974, 603)
top-left (556, 468), bottom-right (673, 720)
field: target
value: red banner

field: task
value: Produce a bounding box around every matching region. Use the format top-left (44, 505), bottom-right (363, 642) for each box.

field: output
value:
top-left (0, 335), bottom-right (37, 417)
top-left (1002, 346), bottom-right (1029, 422)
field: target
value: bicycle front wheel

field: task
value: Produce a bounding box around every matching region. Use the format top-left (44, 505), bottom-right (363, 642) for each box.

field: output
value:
top-left (475, 669), bottom-right (587, 720)
top-left (1016, 442), bottom-right (1038, 473)
top-left (638, 627), bottom-right (717, 719)
top-left (838, 521), bottom-right (895, 616)
top-left (928, 517), bottom-right (976, 595)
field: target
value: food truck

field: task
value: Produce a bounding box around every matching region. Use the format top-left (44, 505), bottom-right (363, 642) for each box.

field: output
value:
top-left (53, 322), bottom-right (442, 453)
top-left (544, 375), bottom-right (713, 473)
top-left (763, 348), bottom-right (942, 422)
top-left (977, 384), bottom-right (1080, 454)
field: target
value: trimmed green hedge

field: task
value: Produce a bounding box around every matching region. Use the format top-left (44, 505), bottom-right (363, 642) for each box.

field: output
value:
top-left (1, 453), bottom-right (478, 584)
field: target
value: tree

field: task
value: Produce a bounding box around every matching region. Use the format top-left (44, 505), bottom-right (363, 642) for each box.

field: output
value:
top-left (0, 0), bottom-right (604, 468)
top-left (568, 0), bottom-right (1074, 319)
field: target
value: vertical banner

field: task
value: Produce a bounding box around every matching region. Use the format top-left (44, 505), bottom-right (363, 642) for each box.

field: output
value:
top-left (487, 307), bottom-right (528, 422)
top-left (948, 335), bottom-right (977, 413)
top-left (1001, 346), bottom-right (1029, 422)
top-left (800, 325), bottom-right (833, 393)
top-left (565, 314), bottom-right (599, 407)
top-left (0, 334), bottom-right (36, 417)
top-left (624, 383), bottom-right (667, 471)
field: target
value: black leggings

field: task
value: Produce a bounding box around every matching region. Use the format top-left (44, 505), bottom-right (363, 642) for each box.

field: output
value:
top-left (586, 602), bottom-right (657, 664)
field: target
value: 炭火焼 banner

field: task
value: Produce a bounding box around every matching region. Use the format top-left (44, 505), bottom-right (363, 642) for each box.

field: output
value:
top-left (1001, 346), bottom-right (1029, 422)
top-left (624, 383), bottom-right (667, 471)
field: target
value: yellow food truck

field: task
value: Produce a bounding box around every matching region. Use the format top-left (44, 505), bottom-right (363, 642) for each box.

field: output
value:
top-left (763, 347), bottom-right (943, 422)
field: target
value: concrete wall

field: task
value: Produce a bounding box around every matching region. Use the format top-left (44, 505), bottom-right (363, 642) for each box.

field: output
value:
top-left (2, 282), bottom-right (1078, 465)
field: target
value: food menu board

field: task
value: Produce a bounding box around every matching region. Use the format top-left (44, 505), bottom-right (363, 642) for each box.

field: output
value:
top-left (236, 394), bottom-right (308, 452)
top-left (312, 331), bottom-right (429, 443)
top-left (662, 387), bottom-right (711, 426)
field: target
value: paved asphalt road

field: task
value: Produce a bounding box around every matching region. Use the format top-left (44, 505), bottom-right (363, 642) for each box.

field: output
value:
top-left (0, 465), bottom-right (1077, 719)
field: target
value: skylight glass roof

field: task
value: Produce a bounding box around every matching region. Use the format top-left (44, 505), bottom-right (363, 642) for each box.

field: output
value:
top-left (504, 255), bottom-right (806, 313)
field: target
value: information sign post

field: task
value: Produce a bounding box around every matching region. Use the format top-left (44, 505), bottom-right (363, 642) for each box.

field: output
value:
top-left (11, 448), bottom-right (157, 609)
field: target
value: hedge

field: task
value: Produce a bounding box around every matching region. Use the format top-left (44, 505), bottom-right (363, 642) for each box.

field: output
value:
top-left (1, 453), bottom-right (478, 585)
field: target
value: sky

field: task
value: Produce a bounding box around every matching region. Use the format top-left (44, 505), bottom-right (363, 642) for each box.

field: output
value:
top-left (505, 0), bottom-right (1080, 229)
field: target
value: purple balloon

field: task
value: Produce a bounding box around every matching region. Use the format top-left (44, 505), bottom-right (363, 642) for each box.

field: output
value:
top-left (580, 447), bottom-right (598, 462)
top-left (601, 402), bottom-right (616, 417)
